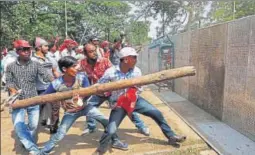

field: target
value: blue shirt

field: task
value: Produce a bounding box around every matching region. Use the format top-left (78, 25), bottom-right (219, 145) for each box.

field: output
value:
top-left (44, 72), bottom-right (90, 94)
top-left (98, 65), bottom-right (142, 102)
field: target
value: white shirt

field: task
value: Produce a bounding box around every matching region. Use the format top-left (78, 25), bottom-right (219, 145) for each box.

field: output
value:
top-left (1, 51), bottom-right (18, 83)
top-left (60, 49), bottom-right (76, 58)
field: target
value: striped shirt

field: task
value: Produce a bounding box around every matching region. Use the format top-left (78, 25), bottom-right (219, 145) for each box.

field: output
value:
top-left (5, 58), bottom-right (53, 100)
top-left (98, 65), bottom-right (142, 103)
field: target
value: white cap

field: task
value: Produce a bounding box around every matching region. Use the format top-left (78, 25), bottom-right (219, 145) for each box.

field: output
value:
top-left (35, 37), bottom-right (48, 48)
top-left (118, 47), bottom-right (138, 59)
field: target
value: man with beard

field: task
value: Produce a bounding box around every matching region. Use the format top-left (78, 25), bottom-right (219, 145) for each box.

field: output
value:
top-left (32, 37), bottom-right (60, 134)
top-left (79, 44), bottom-right (150, 136)
top-left (89, 37), bottom-right (104, 58)
top-left (58, 39), bottom-right (78, 59)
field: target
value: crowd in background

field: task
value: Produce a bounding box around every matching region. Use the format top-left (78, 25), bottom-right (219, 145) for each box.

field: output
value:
top-left (0, 32), bottom-right (186, 155)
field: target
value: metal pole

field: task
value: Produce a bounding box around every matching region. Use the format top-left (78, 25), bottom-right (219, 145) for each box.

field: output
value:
top-left (65, 1), bottom-right (68, 38)
top-left (0, 1), bottom-right (2, 49)
top-left (233, 1), bottom-right (236, 20)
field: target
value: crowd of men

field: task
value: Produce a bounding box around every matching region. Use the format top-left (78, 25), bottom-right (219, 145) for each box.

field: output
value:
top-left (0, 33), bottom-right (186, 155)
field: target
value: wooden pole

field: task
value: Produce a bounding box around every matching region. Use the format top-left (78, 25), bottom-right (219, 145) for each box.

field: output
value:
top-left (11, 66), bottom-right (196, 109)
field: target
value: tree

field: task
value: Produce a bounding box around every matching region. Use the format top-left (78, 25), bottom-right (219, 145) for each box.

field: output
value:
top-left (126, 20), bottom-right (151, 45)
top-left (132, 1), bottom-right (186, 36)
top-left (0, 1), bottom-right (141, 49)
top-left (210, 1), bottom-right (255, 22)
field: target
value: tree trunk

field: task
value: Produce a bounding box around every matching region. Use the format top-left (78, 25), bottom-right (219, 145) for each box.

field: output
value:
top-left (12, 66), bottom-right (196, 109)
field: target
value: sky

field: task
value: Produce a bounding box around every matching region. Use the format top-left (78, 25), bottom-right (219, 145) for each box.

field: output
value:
top-left (128, 2), bottom-right (159, 39)
top-left (128, 1), bottom-right (212, 39)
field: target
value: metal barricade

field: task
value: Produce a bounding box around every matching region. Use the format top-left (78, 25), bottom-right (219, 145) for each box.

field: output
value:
top-left (147, 36), bottom-right (175, 91)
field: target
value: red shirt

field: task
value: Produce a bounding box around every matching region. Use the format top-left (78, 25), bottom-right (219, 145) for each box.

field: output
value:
top-left (79, 58), bottom-right (112, 84)
top-left (104, 50), bottom-right (111, 59)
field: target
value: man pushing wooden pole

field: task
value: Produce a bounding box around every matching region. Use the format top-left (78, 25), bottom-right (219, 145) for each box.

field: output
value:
top-left (11, 66), bottom-right (196, 109)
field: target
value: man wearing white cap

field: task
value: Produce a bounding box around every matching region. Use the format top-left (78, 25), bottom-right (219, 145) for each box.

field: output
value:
top-left (32, 37), bottom-right (60, 134)
top-left (93, 47), bottom-right (187, 154)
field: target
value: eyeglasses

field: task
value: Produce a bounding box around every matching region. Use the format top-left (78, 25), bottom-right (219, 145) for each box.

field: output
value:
top-left (17, 47), bottom-right (31, 52)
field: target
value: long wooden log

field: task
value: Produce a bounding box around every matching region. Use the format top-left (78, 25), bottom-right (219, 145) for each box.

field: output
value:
top-left (12, 66), bottom-right (196, 109)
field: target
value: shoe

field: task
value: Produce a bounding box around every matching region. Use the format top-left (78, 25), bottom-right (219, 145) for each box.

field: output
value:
top-left (50, 126), bottom-right (58, 134)
top-left (138, 127), bottom-right (150, 136)
top-left (168, 135), bottom-right (187, 144)
top-left (50, 120), bottom-right (59, 134)
top-left (20, 143), bottom-right (25, 149)
top-left (112, 139), bottom-right (128, 151)
top-left (28, 151), bottom-right (41, 155)
top-left (41, 120), bottom-right (47, 126)
top-left (81, 128), bottom-right (96, 135)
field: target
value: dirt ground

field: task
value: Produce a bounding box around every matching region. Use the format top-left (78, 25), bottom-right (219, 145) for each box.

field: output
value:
top-left (1, 89), bottom-right (217, 155)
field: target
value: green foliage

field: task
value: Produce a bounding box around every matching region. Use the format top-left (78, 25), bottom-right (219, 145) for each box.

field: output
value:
top-left (0, 1), bottom-right (150, 49)
top-left (126, 21), bottom-right (151, 45)
top-left (211, 1), bottom-right (255, 22)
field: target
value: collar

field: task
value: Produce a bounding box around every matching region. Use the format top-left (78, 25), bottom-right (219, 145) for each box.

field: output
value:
top-left (116, 64), bottom-right (134, 74)
top-left (34, 52), bottom-right (47, 61)
top-left (16, 57), bottom-right (32, 66)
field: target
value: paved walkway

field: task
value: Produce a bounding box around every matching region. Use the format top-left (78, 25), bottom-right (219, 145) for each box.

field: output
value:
top-left (149, 84), bottom-right (255, 155)
top-left (1, 90), bottom-right (216, 155)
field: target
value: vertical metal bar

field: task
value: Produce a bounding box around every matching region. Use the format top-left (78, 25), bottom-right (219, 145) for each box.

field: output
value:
top-left (65, 1), bottom-right (67, 38)
top-left (0, 1), bottom-right (2, 49)
top-left (233, 1), bottom-right (236, 20)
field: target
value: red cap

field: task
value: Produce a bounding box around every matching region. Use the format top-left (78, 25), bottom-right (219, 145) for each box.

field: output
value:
top-left (59, 39), bottom-right (78, 52)
top-left (13, 40), bottom-right (31, 48)
top-left (101, 41), bottom-right (109, 48)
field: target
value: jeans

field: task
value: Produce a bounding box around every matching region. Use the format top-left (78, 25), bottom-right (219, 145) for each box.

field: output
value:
top-left (41, 104), bottom-right (118, 153)
top-left (12, 105), bottom-right (40, 153)
top-left (97, 96), bottom-right (176, 153)
top-left (86, 95), bottom-right (147, 130)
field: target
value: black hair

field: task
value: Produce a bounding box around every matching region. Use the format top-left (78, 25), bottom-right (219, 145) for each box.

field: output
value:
top-left (83, 43), bottom-right (94, 55)
top-left (114, 38), bottom-right (121, 43)
top-left (58, 56), bottom-right (78, 73)
top-left (48, 42), bottom-right (55, 49)
top-left (120, 58), bottom-right (124, 62)
top-left (89, 37), bottom-right (95, 42)
top-left (83, 44), bottom-right (88, 55)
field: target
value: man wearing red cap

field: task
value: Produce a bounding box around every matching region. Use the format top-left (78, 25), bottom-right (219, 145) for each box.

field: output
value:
top-left (32, 37), bottom-right (60, 134)
top-left (59, 39), bottom-right (78, 58)
top-left (5, 40), bottom-right (53, 155)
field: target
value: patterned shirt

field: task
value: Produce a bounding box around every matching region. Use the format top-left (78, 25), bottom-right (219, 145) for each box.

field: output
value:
top-left (98, 65), bottom-right (142, 103)
top-left (43, 72), bottom-right (90, 112)
top-left (79, 57), bottom-right (112, 84)
top-left (5, 59), bottom-right (52, 100)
